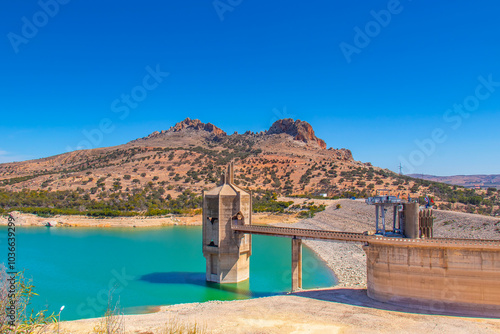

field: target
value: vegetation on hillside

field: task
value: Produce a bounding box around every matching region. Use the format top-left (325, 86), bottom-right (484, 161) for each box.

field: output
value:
top-left (1, 139), bottom-right (499, 217)
top-left (0, 188), bottom-right (202, 217)
top-left (253, 191), bottom-right (294, 213)
top-left (296, 203), bottom-right (327, 218)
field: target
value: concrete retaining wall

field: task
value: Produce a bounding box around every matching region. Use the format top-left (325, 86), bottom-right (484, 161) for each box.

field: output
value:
top-left (364, 242), bottom-right (500, 317)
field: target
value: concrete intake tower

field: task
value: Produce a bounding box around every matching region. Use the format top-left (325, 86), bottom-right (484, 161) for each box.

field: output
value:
top-left (202, 162), bottom-right (252, 283)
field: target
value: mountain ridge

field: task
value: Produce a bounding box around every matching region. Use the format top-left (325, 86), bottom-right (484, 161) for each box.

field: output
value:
top-left (408, 174), bottom-right (500, 189)
top-left (0, 117), bottom-right (498, 217)
top-left (128, 117), bottom-right (329, 150)
top-left (0, 117), bottom-right (379, 201)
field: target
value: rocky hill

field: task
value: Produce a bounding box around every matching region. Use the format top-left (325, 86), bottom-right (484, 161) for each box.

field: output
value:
top-left (0, 118), bottom-right (498, 216)
top-left (0, 118), bottom-right (360, 197)
top-left (267, 119), bottom-right (327, 149)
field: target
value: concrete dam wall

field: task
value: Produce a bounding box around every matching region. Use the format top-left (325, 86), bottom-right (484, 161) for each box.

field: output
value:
top-left (364, 242), bottom-right (500, 317)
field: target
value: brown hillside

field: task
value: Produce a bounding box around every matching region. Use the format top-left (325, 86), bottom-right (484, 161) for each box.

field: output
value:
top-left (0, 118), bottom-right (498, 216)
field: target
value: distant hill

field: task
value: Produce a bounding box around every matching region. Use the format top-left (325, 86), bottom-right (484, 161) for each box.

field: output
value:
top-left (408, 174), bottom-right (500, 189)
top-left (0, 117), bottom-right (498, 217)
top-left (0, 117), bottom-right (367, 197)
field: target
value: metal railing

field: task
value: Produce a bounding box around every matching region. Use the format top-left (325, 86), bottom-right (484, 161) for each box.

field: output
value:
top-left (232, 224), bottom-right (500, 250)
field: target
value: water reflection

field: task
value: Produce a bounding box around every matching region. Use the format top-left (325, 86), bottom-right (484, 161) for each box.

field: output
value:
top-left (139, 272), bottom-right (278, 298)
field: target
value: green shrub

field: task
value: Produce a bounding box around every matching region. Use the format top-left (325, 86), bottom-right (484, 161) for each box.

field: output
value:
top-left (0, 265), bottom-right (58, 332)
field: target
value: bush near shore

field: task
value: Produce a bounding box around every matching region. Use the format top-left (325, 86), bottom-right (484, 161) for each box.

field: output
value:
top-left (0, 188), bottom-right (202, 217)
top-left (1, 179), bottom-right (498, 218)
top-left (0, 189), bottom-right (308, 217)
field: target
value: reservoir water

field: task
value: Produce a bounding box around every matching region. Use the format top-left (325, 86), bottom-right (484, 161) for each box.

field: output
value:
top-left (2, 226), bottom-right (336, 320)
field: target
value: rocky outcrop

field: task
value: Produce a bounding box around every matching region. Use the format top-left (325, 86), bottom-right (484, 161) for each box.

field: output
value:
top-left (267, 119), bottom-right (327, 149)
top-left (326, 148), bottom-right (353, 161)
top-left (130, 118), bottom-right (227, 143)
top-left (170, 118), bottom-right (226, 136)
top-left (338, 148), bottom-right (353, 161)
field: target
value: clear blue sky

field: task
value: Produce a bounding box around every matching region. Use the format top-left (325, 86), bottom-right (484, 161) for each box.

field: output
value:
top-left (0, 0), bottom-right (499, 175)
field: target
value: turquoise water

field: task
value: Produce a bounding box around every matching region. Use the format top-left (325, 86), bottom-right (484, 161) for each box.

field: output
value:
top-left (1, 226), bottom-right (336, 320)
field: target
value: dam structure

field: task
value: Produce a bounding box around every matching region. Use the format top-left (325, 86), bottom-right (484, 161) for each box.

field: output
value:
top-left (202, 162), bottom-right (252, 283)
top-left (203, 163), bottom-right (500, 317)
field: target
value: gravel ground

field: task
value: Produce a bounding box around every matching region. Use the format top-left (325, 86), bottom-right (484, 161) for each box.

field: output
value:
top-left (277, 199), bottom-right (374, 288)
top-left (61, 290), bottom-right (500, 334)
top-left (433, 209), bottom-right (500, 239)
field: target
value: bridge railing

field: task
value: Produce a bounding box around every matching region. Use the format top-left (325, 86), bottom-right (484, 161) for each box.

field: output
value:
top-left (232, 224), bottom-right (371, 242)
top-left (232, 224), bottom-right (500, 250)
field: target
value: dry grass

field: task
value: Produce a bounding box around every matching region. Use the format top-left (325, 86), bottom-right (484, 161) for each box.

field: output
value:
top-left (92, 293), bottom-right (125, 334)
top-left (160, 317), bottom-right (208, 334)
top-left (0, 264), bottom-right (58, 333)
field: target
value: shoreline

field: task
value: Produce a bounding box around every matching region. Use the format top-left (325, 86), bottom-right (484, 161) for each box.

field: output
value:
top-left (0, 211), bottom-right (201, 227)
top-left (0, 211), bottom-right (301, 228)
top-left (0, 197), bottom-right (335, 228)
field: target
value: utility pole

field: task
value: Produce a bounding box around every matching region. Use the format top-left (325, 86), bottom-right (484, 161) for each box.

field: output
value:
top-left (398, 163), bottom-right (403, 175)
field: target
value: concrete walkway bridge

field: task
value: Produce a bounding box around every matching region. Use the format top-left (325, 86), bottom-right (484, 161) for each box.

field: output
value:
top-left (232, 224), bottom-right (500, 249)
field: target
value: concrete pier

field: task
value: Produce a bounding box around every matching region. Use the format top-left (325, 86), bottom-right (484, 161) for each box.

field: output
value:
top-left (291, 238), bottom-right (302, 291)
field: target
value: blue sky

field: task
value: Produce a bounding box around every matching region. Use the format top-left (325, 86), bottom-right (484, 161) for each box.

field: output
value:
top-left (0, 0), bottom-right (499, 175)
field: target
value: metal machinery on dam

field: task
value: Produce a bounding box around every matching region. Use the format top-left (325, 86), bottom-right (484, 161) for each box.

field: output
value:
top-left (365, 189), bottom-right (403, 236)
top-left (203, 163), bottom-right (500, 317)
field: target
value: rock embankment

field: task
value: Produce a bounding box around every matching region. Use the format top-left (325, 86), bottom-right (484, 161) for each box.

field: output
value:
top-left (277, 199), bottom-right (372, 287)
